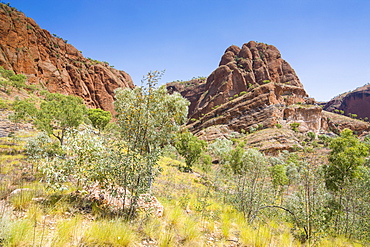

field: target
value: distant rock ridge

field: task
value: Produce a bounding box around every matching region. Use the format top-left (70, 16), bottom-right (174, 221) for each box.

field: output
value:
top-left (0, 3), bottom-right (134, 112)
top-left (324, 83), bottom-right (370, 120)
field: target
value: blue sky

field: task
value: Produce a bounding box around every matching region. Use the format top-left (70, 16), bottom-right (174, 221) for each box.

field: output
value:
top-left (9, 0), bottom-right (370, 101)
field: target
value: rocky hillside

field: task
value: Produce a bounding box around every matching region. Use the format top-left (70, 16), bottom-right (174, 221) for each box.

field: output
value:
top-left (0, 3), bottom-right (134, 112)
top-left (168, 42), bottom-right (318, 134)
top-left (324, 83), bottom-right (370, 120)
top-left (167, 41), bottom-right (305, 119)
top-left (167, 42), bottom-right (370, 147)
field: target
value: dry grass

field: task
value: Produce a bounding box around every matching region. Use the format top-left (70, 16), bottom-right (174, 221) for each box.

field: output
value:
top-left (0, 130), bottom-right (366, 246)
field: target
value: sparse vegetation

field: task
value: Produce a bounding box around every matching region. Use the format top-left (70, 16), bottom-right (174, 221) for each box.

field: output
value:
top-left (1, 69), bottom-right (370, 246)
top-left (290, 122), bottom-right (300, 132)
top-left (0, 66), bottom-right (38, 93)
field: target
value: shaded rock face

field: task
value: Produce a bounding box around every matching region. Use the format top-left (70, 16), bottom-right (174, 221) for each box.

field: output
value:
top-left (166, 78), bottom-right (207, 117)
top-left (324, 84), bottom-right (370, 120)
top-left (0, 4), bottom-right (134, 112)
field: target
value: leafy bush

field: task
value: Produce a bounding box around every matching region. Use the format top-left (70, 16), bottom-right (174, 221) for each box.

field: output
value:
top-left (307, 131), bottom-right (316, 141)
top-left (174, 131), bottom-right (207, 172)
top-left (290, 122), bottom-right (300, 132)
top-left (87, 108), bottom-right (112, 133)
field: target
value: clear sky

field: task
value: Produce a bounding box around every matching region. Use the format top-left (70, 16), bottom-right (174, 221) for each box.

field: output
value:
top-left (8, 0), bottom-right (370, 101)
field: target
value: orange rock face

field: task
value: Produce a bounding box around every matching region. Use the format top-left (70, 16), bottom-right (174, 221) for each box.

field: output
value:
top-left (167, 41), bottom-right (315, 137)
top-left (0, 4), bottom-right (134, 112)
top-left (168, 41), bottom-right (305, 120)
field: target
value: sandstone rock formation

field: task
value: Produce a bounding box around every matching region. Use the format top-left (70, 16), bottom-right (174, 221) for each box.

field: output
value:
top-left (168, 41), bottom-right (304, 120)
top-left (324, 84), bottom-right (370, 121)
top-left (167, 42), bottom-right (315, 135)
top-left (0, 3), bottom-right (134, 112)
top-left (167, 41), bottom-right (370, 152)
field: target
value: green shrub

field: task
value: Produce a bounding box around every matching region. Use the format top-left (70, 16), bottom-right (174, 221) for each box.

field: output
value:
top-left (290, 122), bottom-right (300, 132)
top-left (307, 131), bottom-right (316, 141)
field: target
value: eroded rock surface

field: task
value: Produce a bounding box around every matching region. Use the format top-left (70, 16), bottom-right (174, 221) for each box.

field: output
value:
top-left (324, 84), bottom-right (370, 120)
top-left (168, 41), bottom-right (304, 120)
top-left (167, 41), bottom-right (369, 151)
top-left (0, 4), bottom-right (134, 112)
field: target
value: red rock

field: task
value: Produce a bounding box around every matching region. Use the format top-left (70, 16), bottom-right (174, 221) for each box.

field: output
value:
top-left (0, 4), bottom-right (134, 112)
top-left (324, 84), bottom-right (370, 121)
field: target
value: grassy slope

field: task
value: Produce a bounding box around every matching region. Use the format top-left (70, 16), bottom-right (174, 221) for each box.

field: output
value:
top-left (0, 128), bottom-right (365, 247)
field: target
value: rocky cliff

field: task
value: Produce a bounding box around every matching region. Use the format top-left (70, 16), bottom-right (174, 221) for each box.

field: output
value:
top-left (324, 84), bottom-right (370, 121)
top-left (168, 41), bottom-right (305, 119)
top-left (167, 42), bottom-right (317, 134)
top-left (0, 3), bottom-right (134, 112)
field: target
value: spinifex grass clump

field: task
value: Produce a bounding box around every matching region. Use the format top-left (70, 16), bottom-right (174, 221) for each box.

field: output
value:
top-left (81, 219), bottom-right (137, 246)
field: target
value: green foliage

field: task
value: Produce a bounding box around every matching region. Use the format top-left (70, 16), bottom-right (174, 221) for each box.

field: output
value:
top-left (208, 138), bottom-right (233, 165)
top-left (9, 97), bottom-right (37, 124)
top-left (307, 131), bottom-right (316, 141)
top-left (318, 134), bottom-right (331, 146)
top-left (229, 148), bottom-right (271, 220)
top-left (285, 160), bottom-right (329, 243)
top-left (269, 160), bottom-right (288, 192)
top-left (323, 129), bottom-right (370, 238)
top-left (87, 108), bottom-right (112, 133)
top-left (114, 71), bottom-right (189, 156)
top-left (199, 153), bottom-right (212, 172)
top-left (174, 131), bottom-right (207, 172)
top-left (112, 71), bottom-right (189, 215)
top-left (9, 74), bottom-right (27, 89)
top-left (26, 132), bottom-right (64, 160)
top-left (12, 92), bottom-right (87, 145)
top-left (27, 71), bottom-right (189, 219)
top-left (324, 129), bottom-right (369, 192)
top-left (228, 141), bottom-right (246, 175)
top-left (0, 66), bottom-right (33, 93)
top-left (290, 122), bottom-right (300, 132)
top-left (275, 123), bottom-right (282, 129)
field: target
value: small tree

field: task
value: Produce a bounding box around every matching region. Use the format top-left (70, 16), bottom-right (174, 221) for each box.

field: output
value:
top-left (323, 128), bottom-right (369, 235)
top-left (113, 71), bottom-right (189, 217)
top-left (174, 131), bottom-right (207, 172)
top-left (324, 129), bottom-right (368, 192)
top-left (12, 92), bottom-right (87, 145)
top-left (9, 97), bottom-right (37, 128)
top-left (87, 108), bottom-right (112, 133)
top-left (232, 148), bottom-right (271, 220)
